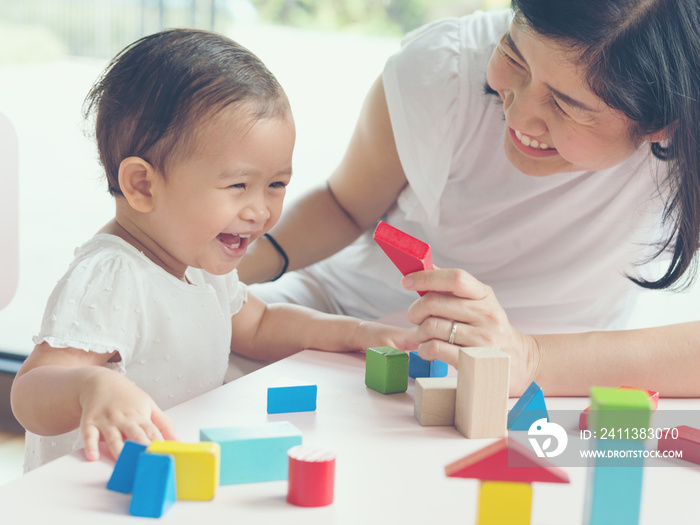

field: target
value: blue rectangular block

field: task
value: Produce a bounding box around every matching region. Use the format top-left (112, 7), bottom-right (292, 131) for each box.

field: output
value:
top-left (107, 440), bottom-right (147, 494)
top-left (583, 439), bottom-right (645, 525)
top-left (200, 422), bottom-right (302, 484)
top-left (129, 453), bottom-right (177, 518)
top-left (267, 379), bottom-right (317, 414)
top-left (408, 351), bottom-right (448, 379)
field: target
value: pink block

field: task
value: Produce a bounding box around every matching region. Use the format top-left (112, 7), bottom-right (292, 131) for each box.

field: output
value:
top-left (287, 446), bottom-right (336, 507)
top-left (658, 425), bottom-right (700, 465)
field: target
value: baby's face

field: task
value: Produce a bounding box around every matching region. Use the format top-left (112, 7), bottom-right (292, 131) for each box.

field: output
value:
top-left (148, 105), bottom-right (295, 276)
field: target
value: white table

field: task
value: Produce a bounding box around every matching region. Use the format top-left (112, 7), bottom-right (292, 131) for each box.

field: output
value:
top-left (1, 350), bottom-right (698, 524)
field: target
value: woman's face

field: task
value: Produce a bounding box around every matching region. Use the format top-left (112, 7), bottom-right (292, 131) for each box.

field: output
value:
top-left (486, 17), bottom-right (646, 177)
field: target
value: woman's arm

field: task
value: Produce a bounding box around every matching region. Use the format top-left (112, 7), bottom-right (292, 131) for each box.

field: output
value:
top-left (402, 267), bottom-right (700, 397)
top-left (230, 293), bottom-right (418, 361)
top-left (237, 75), bottom-right (409, 283)
top-left (11, 343), bottom-right (176, 460)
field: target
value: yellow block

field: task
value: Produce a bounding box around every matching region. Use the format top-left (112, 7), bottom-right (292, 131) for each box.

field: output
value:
top-left (147, 441), bottom-right (220, 501)
top-left (478, 481), bottom-right (532, 525)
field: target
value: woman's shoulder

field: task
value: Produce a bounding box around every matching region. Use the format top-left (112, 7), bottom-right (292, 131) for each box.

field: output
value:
top-left (400, 9), bottom-right (512, 54)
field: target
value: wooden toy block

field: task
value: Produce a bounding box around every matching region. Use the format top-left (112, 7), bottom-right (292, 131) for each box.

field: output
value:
top-left (658, 425), bottom-right (700, 464)
top-left (414, 377), bottom-right (457, 426)
top-left (267, 378), bottom-right (318, 414)
top-left (200, 421), bottom-right (302, 485)
top-left (287, 445), bottom-right (336, 507)
top-left (507, 381), bottom-right (548, 431)
top-left (129, 453), bottom-right (177, 518)
top-left (146, 441), bottom-right (220, 501)
top-left (583, 439), bottom-right (645, 525)
top-left (579, 386), bottom-right (658, 431)
top-left (454, 347), bottom-right (510, 439)
top-left (365, 346), bottom-right (408, 394)
top-left (588, 386), bottom-right (652, 438)
top-left (107, 440), bottom-right (147, 494)
top-left (373, 221), bottom-right (433, 296)
top-left (408, 351), bottom-right (448, 379)
top-left (445, 438), bottom-right (569, 484)
top-left (477, 481), bottom-right (532, 525)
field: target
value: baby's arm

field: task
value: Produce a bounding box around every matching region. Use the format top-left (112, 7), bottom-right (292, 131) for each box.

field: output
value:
top-left (230, 293), bottom-right (417, 361)
top-left (10, 343), bottom-right (176, 461)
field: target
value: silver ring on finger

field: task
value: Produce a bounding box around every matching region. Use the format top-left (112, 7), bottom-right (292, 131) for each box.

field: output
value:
top-left (448, 320), bottom-right (458, 345)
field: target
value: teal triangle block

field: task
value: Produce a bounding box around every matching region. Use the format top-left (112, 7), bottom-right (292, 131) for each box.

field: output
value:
top-left (508, 381), bottom-right (549, 430)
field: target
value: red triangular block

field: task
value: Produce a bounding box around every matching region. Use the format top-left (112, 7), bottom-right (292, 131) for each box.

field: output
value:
top-left (445, 438), bottom-right (569, 484)
top-left (373, 221), bottom-right (433, 296)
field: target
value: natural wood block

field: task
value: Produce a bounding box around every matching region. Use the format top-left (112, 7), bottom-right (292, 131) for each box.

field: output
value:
top-left (414, 377), bottom-right (457, 426)
top-left (455, 347), bottom-right (510, 439)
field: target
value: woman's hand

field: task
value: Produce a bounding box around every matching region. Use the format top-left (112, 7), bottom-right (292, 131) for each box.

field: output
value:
top-left (79, 368), bottom-right (178, 462)
top-left (401, 267), bottom-right (539, 396)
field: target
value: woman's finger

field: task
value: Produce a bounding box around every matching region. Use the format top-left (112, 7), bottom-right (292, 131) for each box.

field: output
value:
top-left (417, 339), bottom-right (460, 367)
top-left (402, 268), bottom-right (489, 300)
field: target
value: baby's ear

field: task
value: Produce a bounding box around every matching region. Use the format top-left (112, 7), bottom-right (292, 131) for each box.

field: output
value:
top-left (118, 157), bottom-right (156, 213)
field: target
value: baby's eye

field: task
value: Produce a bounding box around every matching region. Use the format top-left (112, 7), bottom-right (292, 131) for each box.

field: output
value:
top-left (269, 181), bottom-right (288, 189)
top-left (228, 183), bottom-right (246, 189)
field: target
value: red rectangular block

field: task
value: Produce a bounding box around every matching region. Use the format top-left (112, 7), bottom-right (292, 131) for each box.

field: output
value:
top-left (373, 221), bottom-right (433, 296)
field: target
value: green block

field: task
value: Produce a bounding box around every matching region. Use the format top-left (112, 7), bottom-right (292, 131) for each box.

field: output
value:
top-left (588, 387), bottom-right (652, 439)
top-left (365, 346), bottom-right (408, 394)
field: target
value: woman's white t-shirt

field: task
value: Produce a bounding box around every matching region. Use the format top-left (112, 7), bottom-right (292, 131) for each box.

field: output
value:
top-left (25, 234), bottom-right (247, 471)
top-left (253, 9), bottom-right (667, 331)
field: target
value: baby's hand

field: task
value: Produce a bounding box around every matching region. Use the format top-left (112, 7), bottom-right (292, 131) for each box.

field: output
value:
top-left (353, 320), bottom-right (419, 354)
top-left (78, 369), bottom-right (177, 461)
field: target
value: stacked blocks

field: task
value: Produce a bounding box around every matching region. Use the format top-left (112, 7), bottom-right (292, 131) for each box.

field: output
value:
top-left (267, 378), bottom-right (318, 414)
top-left (584, 386), bottom-right (652, 525)
top-left (414, 377), bottom-right (457, 426)
top-left (455, 347), bottom-right (510, 439)
top-left (365, 346), bottom-right (408, 394)
top-left (408, 351), bottom-right (448, 379)
top-left (446, 438), bottom-right (569, 525)
top-left (147, 441), bottom-right (220, 501)
top-left (287, 445), bottom-right (336, 507)
top-left (507, 381), bottom-right (548, 431)
top-left (129, 453), bottom-right (177, 518)
top-left (200, 421), bottom-right (302, 484)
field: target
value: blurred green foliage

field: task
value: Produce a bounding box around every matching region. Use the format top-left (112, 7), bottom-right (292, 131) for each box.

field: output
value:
top-left (252, 0), bottom-right (508, 35)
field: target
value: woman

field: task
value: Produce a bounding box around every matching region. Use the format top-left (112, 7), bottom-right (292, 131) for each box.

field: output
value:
top-left (239, 0), bottom-right (700, 396)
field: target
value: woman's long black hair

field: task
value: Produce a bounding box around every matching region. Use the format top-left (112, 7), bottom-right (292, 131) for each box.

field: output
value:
top-left (513, 0), bottom-right (700, 290)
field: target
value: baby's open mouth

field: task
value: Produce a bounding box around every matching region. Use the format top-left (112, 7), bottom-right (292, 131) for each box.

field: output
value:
top-left (217, 233), bottom-right (250, 250)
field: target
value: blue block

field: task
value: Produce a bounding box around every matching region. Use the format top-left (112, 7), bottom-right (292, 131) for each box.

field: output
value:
top-left (267, 380), bottom-right (317, 414)
top-left (107, 441), bottom-right (147, 493)
top-left (200, 422), bottom-right (302, 484)
top-left (507, 381), bottom-right (549, 430)
top-left (129, 453), bottom-right (177, 518)
top-left (408, 351), bottom-right (448, 379)
top-left (583, 440), bottom-right (645, 525)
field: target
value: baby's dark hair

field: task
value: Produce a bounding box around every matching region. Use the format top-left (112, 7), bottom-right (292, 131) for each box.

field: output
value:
top-left (83, 28), bottom-right (290, 196)
top-left (513, 0), bottom-right (700, 290)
